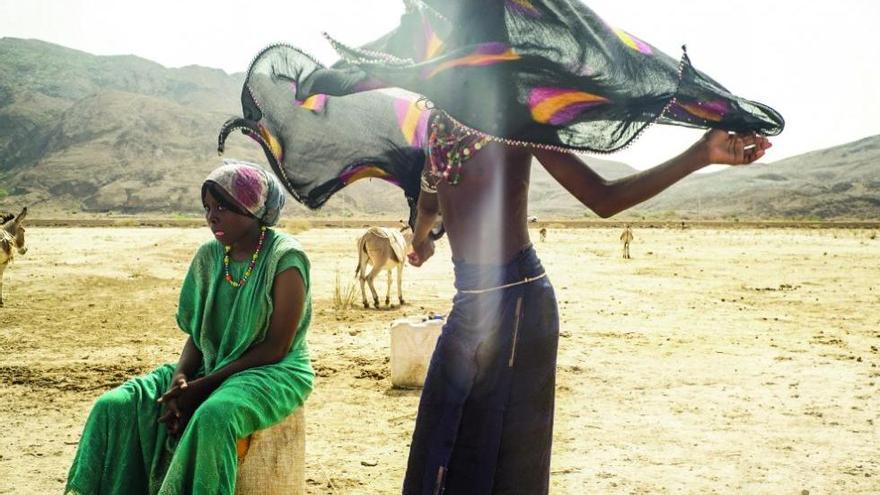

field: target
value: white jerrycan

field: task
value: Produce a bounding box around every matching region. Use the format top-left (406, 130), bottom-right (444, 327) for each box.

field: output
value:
top-left (390, 316), bottom-right (444, 389)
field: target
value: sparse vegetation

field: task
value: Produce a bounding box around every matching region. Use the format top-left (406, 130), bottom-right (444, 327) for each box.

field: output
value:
top-left (799, 215), bottom-right (824, 222)
top-left (282, 219), bottom-right (312, 234)
top-left (332, 266), bottom-right (359, 313)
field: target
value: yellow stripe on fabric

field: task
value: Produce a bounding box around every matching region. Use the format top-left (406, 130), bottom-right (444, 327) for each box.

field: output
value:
top-left (258, 126), bottom-right (283, 162)
top-left (510, 0), bottom-right (538, 13)
top-left (426, 50), bottom-right (520, 78)
top-left (679, 103), bottom-right (723, 122)
top-left (346, 167), bottom-right (392, 184)
top-left (613, 28), bottom-right (637, 51)
top-left (425, 33), bottom-right (443, 59)
top-left (300, 95), bottom-right (322, 110)
top-left (400, 103), bottom-right (421, 145)
top-left (531, 91), bottom-right (608, 124)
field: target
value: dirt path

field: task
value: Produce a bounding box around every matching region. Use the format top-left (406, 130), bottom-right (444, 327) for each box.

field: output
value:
top-left (1, 227), bottom-right (877, 494)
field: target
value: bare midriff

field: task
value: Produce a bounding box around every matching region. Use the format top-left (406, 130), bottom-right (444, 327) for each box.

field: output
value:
top-left (436, 141), bottom-right (533, 265)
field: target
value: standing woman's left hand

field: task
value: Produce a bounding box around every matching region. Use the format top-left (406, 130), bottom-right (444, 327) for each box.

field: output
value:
top-left (700, 129), bottom-right (773, 166)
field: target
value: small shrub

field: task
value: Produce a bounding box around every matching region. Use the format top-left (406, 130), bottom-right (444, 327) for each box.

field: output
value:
top-left (333, 266), bottom-right (359, 312)
top-left (283, 219), bottom-right (312, 234)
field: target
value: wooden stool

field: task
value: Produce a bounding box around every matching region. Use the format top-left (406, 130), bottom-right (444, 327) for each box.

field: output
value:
top-left (235, 407), bottom-right (305, 495)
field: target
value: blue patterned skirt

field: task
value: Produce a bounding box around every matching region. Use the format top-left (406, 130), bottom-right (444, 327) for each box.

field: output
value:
top-left (404, 246), bottom-right (559, 494)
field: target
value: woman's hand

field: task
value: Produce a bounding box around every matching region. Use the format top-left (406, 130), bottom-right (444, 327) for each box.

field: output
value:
top-left (157, 375), bottom-right (188, 406)
top-left (159, 377), bottom-right (211, 412)
top-left (408, 237), bottom-right (435, 267)
top-left (158, 398), bottom-right (187, 437)
top-left (158, 376), bottom-right (212, 436)
top-left (698, 129), bottom-right (772, 166)
top-left (158, 375), bottom-right (188, 436)
top-left (166, 375), bottom-right (189, 395)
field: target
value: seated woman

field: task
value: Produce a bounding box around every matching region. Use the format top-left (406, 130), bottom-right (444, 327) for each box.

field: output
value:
top-left (66, 162), bottom-right (314, 495)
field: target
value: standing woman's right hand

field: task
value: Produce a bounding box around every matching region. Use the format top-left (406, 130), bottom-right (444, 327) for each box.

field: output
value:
top-left (408, 237), bottom-right (435, 267)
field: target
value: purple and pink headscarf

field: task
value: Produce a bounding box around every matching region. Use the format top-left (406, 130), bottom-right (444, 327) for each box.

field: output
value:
top-left (203, 160), bottom-right (285, 226)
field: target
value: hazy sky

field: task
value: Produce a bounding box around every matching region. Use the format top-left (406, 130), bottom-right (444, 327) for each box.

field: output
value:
top-left (2, 0), bottom-right (878, 170)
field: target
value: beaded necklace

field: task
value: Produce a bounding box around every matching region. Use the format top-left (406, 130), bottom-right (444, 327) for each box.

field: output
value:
top-left (426, 111), bottom-right (490, 186)
top-left (223, 226), bottom-right (267, 288)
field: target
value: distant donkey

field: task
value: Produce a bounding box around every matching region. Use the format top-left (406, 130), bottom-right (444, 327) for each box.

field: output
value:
top-left (355, 226), bottom-right (413, 308)
top-left (620, 224), bottom-right (634, 259)
top-left (0, 207), bottom-right (28, 307)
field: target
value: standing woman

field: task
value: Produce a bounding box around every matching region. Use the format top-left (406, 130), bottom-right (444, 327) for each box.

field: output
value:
top-left (66, 162), bottom-right (313, 494)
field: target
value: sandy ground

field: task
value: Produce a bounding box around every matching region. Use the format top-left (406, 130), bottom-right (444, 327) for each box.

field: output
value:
top-left (0, 226), bottom-right (878, 494)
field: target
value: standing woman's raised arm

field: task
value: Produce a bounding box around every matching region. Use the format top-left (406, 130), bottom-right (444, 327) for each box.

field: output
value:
top-left (534, 130), bottom-right (772, 218)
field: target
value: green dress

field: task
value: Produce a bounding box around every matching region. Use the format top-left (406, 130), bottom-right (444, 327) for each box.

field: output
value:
top-left (65, 229), bottom-right (314, 495)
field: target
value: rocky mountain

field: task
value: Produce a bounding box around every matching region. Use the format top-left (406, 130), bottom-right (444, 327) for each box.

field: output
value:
top-left (1, 38), bottom-right (877, 220)
top-left (0, 38), bottom-right (411, 219)
top-left (634, 134), bottom-right (880, 219)
top-left (527, 134), bottom-right (880, 220)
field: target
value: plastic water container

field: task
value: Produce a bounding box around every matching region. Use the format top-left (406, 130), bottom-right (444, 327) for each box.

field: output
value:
top-left (390, 316), bottom-right (444, 389)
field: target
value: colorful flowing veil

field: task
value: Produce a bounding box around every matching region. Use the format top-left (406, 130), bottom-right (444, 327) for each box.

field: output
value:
top-left (219, 0), bottom-right (783, 222)
top-left (218, 44), bottom-right (430, 225)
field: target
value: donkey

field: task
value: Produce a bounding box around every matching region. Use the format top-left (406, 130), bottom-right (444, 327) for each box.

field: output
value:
top-left (355, 226), bottom-right (413, 308)
top-left (0, 207), bottom-right (28, 307)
